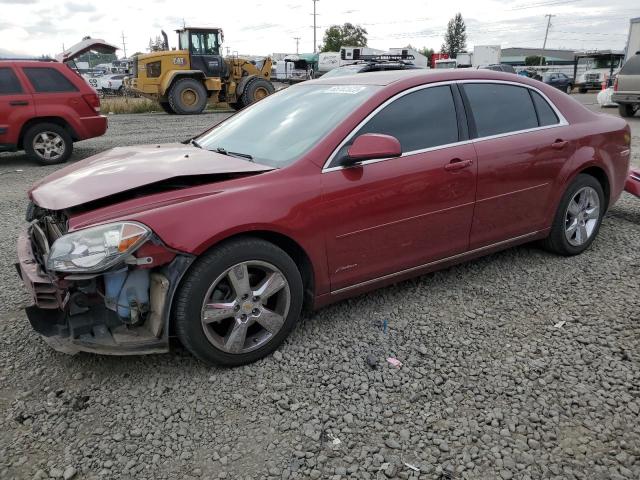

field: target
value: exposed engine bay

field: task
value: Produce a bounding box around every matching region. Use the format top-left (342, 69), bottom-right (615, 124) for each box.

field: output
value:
top-left (18, 203), bottom-right (193, 355)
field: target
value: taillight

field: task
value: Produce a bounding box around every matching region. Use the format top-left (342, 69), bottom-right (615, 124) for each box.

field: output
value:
top-left (613, 77), bottom-right (618, 91)
top-left (82, 93), bottom-right (101, 113)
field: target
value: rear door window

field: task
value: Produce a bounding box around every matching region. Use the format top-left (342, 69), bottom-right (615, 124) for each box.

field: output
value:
top-left (23, 67), bottom-right (78, 93)
top-left (620, 55), bottom-right (640, 75)
top-left (530, 91), bottom-right (559, 126)
top-left (0, 67), bottom-right (23, 95)
top-left (333, 85), bottom-right (459, 165)
top-left (463, 83), bottom-right (539, 137)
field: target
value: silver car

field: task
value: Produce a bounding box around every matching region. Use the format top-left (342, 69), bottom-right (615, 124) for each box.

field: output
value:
top-left (613, 53), bottom-right (640, 117)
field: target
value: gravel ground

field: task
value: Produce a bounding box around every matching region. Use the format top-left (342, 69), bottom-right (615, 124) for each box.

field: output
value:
top-left (1, 95), bottom-right (639, 480)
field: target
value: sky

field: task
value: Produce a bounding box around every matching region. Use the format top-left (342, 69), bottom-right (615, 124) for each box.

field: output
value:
top-left (0, 0), bottom-right (638, 59)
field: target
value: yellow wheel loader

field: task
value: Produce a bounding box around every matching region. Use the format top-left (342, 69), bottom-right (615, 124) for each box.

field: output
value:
top-left (127, 27), bottom-right (274, 114)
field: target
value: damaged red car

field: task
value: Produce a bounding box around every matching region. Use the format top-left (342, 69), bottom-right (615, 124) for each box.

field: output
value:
top-left (17, 70), bottom-right (631, 366)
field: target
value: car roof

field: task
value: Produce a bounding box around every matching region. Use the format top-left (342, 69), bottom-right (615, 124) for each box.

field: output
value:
top-left (309, 68), bottom-right (529, 86)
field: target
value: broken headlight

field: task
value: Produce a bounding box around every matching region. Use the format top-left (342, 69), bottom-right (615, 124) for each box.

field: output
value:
top-left (47, 222), bottom-right (150, 273)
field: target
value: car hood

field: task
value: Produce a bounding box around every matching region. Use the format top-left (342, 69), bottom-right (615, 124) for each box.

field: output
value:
top-left (30, 144), bottom-right (274, 210)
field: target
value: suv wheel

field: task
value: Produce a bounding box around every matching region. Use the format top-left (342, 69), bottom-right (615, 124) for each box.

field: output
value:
top-left (174, 237), bottom-right (303, 366)
top-left (542, 174), bottom-right (604, 256)
top-left (618, 103), bottom-right (638, 118)
top-left (24, 123), bottom-right (73, 165)
top-left (168, 78), bottom-right (208, 115)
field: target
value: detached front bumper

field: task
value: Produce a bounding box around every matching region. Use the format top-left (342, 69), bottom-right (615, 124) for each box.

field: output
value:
top-left (16, 229), bottom-right (192, 356)
top-left (625, 169), bottom-right (640, 198)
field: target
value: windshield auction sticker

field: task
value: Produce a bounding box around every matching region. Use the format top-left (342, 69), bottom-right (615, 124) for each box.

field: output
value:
top-left (323, 85), bottom-right (367, 94)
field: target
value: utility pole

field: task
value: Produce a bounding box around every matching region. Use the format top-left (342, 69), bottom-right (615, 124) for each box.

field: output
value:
top-left (311, 0), bottom-right (319, 53)
top-left (121, 32), bottom-right (127, 59)
top-left (293, 37), bottom-right (301, 54)
top-left (540, 14), bottom-right (554, 66)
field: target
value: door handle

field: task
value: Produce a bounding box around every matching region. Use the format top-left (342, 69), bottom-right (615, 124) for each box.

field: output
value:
top-left (444, 158), bottom-right (473, 171)
top-left (551, 139), bottom-right (568, 149)
top-left (9, 100), bottom-right (29, 106)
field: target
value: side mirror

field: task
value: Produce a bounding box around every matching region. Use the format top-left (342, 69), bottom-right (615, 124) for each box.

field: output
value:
top-left (343, 133), bottom-right (402, 166)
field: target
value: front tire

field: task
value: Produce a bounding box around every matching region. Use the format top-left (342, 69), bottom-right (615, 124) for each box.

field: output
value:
top-left (618, 103), bottom-right (637, 118)
top-left (542, 174), bottom-right (604, 256)
top-left (174, 238), bottom-right (303, 366)
top-left (241, 77), bottom-right (275, 107)
top-left (168, 78), bottom-right (208, 115)
top-left (23, 122), bottom-right (73, 165)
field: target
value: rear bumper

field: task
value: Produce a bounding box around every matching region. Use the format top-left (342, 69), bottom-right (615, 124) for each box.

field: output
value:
top-left (16, 228), bottom-right (193, 356)
top-left (75, 115), bottom-right (108, 140)
top-left (625, 169), bottom-right (640, 198)
top-left (612, 92), bottom-right (640, 104)
top-left (576, 82), bottom-right (604, 90)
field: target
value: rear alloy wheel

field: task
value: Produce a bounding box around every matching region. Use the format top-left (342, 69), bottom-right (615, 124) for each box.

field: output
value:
top-left (23, 122), bottom-right (73, 165)
top-left (618, 103), bottom-right (638, 118)
top-left (240, 77), bottom-right (275, 107)
top-left (168, 77), bottom-right (208, 114)
top-left (174, 238), bottom-right (303, 366)
top-left (542, 174), bottom-right (604, 256)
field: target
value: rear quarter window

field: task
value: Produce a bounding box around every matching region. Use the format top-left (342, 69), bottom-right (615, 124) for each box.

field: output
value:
top-left (463, 83), bottom-right (538, 137)
top-left (0, 67), bottom-right (23, 95)
top-left (23, 67), bottom-right (79, 93)
top-left (530, 91), bottom-right (559, 127)
top-left (620, 55), bottom-right (640, 75)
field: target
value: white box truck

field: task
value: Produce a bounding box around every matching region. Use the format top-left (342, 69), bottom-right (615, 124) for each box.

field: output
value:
top-left (625, 17), bottom-right (640, 61)
top-left (472, 45), bottom-right (501, 67)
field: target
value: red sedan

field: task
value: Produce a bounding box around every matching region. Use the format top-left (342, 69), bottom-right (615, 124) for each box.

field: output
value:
top-left (18, 70), bottom-right (631, 365)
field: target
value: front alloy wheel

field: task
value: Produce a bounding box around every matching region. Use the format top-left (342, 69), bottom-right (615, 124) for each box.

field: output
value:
top-left (201, 261), bottom-right (291, 354)
top-left (564, 186), bottom-right (600, 246)
top-left (174, 237), bottom-right (303, 366)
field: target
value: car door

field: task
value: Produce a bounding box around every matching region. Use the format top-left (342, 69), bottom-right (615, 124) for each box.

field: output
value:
top-left (460, 81), bottom-right (575, 249)
top-left (0, 66), bottom-right (35, 148)
top-left (321, 84), bottom-right (477, 291)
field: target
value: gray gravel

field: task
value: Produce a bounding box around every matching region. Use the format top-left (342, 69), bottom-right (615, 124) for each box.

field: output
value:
top-left (1, 97), bottom-right (640, 479)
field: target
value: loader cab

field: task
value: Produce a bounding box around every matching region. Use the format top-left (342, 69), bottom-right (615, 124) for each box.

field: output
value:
top-left (177, 27), bottom-right (228, 78)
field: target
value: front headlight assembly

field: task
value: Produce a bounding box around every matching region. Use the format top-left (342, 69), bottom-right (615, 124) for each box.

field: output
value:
top-left (47, 222), bottom-right (151, 273)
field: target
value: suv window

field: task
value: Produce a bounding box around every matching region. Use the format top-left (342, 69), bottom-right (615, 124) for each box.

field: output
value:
top-left (333, 85), bottom-right (459, 164)
top-left (620, 55), bottom-right (640, 75)
top-left (0, 67), bottom-right (22, 95)
top-left (23, 67), bottom-right (78, 93)
top-left (463, 83), bottom-right (539, 137)
top-left (530, 91), bottom-right (559, 126)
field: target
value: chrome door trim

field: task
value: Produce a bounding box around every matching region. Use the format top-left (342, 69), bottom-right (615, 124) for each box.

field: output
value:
top-left (322, 79), bottom-right (570, 173)
top-left (329, 230), bottom-right (540, 295)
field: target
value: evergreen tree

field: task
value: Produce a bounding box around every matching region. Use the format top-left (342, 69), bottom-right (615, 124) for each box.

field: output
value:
top-left (441, 13), bottom-right (467, 58)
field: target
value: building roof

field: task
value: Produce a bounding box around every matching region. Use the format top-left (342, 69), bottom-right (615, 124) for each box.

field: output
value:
top-left (501, 47), bottom-right (576, 61)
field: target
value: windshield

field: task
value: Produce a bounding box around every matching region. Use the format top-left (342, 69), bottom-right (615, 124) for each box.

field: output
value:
top-left (322, 65), bottom-right (364, 78)
top-left (197, 84), bottom-right (379, 167)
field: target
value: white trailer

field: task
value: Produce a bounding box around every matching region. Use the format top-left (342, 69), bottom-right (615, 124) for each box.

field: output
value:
top-left (472, 45), bottom-right (501, 67)
top-left (625, 17), bottom-right (640, 61)
top-left (456, 52), bottom-right (472, 67)
top-left (387, 47), bottom-right (429, 68)
top-left (318, 52), bottom-right (341, 74)
top-left (339, 46), bottom-right (385, 65)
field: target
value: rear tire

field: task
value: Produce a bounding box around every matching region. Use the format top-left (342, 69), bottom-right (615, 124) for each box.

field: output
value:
top-left (174, 237), bottom-right (303, 367)
top-left (618, 103), bottom-right (636, 118)
top-left (168, 78), bottom-right (208, 115)
top-left (542, 174), bottom-right (604, 256)
top-left (159, 101), bottom-right (176, 114)
top-left (23, 122), bottom-right (73, 165)
top-left (240, 77), bottom-right (275, 107)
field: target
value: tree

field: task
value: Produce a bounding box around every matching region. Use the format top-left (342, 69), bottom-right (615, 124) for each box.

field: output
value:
top-left (148, 36), bottom-right (166, 52)
top-left (441, 13), bottom-right (467, 58)
top-left (525, 55), bottom-right (545, 66)
top-left (320, 23), bottom-right (368, 53)
top-left (419, 47), bottom-right (435, 64)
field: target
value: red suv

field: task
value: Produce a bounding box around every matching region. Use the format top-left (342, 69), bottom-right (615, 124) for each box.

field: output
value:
top-left (0, 59), bottom-right (107, 164)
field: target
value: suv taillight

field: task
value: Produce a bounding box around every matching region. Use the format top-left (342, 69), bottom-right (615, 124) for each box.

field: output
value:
top-left (82, 93), bottom-right (101, 113)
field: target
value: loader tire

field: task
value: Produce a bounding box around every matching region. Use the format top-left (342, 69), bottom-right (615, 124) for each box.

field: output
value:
top-left (241, 77), bottom-right (274, 107)
top-left (168, 78), bottom-right (208, 115)
top-left (159, 102), bottom-right (176, 115)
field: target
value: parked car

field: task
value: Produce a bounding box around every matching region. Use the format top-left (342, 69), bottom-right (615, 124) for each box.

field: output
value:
top-left (18, 69), bottom-right (630, 366)
top-left (97, 74), bottom-right (127, 94)
top-left (612, 53), bottom-right (640, 117)
top-left (479, 64), bottom-right (516, 74)
top-left (542, 72), bottom-right (573, 94)
top-left (0, 59), bottom-right (106, 164)
top-left (321, 61), bottom-right (420, 78)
